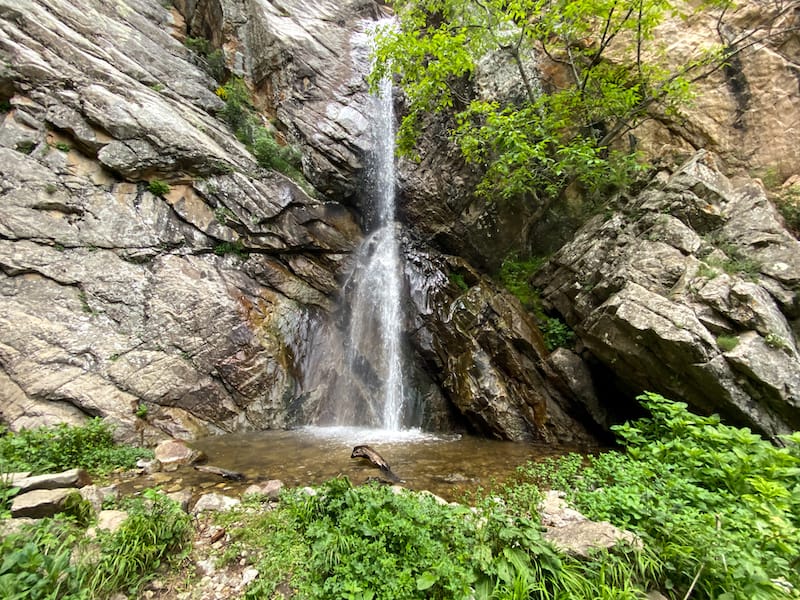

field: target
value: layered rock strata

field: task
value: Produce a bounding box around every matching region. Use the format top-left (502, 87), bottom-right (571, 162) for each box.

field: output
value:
top-left (536, 151), bottom-right (800, 440)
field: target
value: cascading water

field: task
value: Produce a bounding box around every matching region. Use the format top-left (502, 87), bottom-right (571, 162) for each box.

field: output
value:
top-left (304, 22), bottom-right (417, 432)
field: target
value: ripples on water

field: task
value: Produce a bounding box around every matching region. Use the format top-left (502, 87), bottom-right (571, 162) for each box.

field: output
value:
top-left (117, 429), bottom-right (598, 502)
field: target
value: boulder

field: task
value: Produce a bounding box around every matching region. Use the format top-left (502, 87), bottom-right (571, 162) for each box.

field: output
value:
top-left (539, 491), bottom-right (641, 559)
top-left (10, 488), bottom-right (77, 519)
top-left (79, 484), bottom-right (118, 512)
top-left (14, 468), bottom-right (92, 493)
top-left (87, 510), bottom-right (129, 536)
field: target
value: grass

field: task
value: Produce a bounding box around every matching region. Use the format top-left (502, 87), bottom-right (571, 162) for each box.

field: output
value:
top-left (148, 179), bottom-right (171, 196)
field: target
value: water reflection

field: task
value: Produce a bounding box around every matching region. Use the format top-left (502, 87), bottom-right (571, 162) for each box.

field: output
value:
top-left (118, 429), bottom-right (598, 502)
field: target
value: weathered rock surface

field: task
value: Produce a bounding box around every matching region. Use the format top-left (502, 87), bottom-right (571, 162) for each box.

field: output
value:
top-left (536, 151), bottom-right (800, 439)
top-left (0, 0), bottom-right (365, 440)
top-left (10, 487), bottom-right (78, 518)
top-left (401, 246), bottom-right (600, 442)
top-left (192, 492), bottom-right (240, 513)
top-left (539, 490), bottom-right (641, 559)
top-left (14, 467), bottom-right (91, 493)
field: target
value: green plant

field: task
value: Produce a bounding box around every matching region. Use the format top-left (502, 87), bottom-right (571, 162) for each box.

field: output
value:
top-left (215, 78), bottom-right (307, 186)
top-left (148, 179), bottom-right (171, 196)
top-left (541, 317), bottom-right (575, 351)
top-left (15, 140), bottom-right (36, 155)
top-left (79, 489), bottom-right (191, 596)
top-left (213, 240), bottom-right (248, 259)
top-left (45, 183), bottom-right (58, 194)
top-left (213, 205), bottom-right (237, 225)
top-left (54, 141), bottom-right (71, 152)
top-left (521, 392), bottom-right (800, 600)
top-left (498, 255), bottom-right (545, 311)
top-left (0, 418), bottom-right (152, 475)
top-left (716, 334), bottom-right (740, 352)
top-left (696, 262), bottom-right (718, 279)
top-left (135, 403), bottom-right (148, 420)
top-left (449, 271), bottom-right (469, 291)
top-left (0, 98), bottom-right (11, 112)
top-left (764, 332), bottom-right (790, 351)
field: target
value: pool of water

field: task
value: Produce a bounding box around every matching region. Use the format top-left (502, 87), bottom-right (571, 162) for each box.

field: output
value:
top-left (115, 428), bottom-right (598, 502)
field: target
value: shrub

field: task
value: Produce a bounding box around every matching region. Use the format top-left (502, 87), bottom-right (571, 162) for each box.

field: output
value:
top-left (0, 419), bottom-right (152, 475)
top-left (521, 392), bottom-right (800, 600)
top-left (148, 179), bottom-right (171, 196)
top-left (541, 317), bottom-right (575, 351)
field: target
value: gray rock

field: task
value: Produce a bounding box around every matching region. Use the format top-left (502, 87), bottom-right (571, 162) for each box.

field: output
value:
top-left (536, 151), bottom-right (800, 438)
top-left (10, 488), bottom-right (77, 519)
top-left (243, 479), bottom-right (283, 500)
top-left (192, 492), bottom-right (241, 513)
top-left (14, 468), bottom-right (92, 493)
top-left (87, 510), bottom-right (129, 536)
top-left (539, 491), bottom-right (641, 559)
top-left (79, 484), bottom-right (118, 512)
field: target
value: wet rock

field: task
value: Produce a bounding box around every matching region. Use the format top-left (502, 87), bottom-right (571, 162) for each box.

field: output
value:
top-left (14, 468), bottom-right (92, 493)
top-left (136, 458), bottom-right (163, 474)
top-left (154, 440), bottom-right (205, 471)
top-left (192, 492), bottom-right (241, 513)
top-left (10, 488), bottom-right (77, 519)
top-left (536, 151), bottom-right (800, 438)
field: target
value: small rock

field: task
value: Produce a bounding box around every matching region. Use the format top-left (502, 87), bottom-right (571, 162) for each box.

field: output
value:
top-left (136, 458), bottom-right (162, 474)
top-left (196, 558), bottom-right (216, 576)
top-left (192, 493), bottom-right (240, 514)
top-left (87, 510), bottom-right (128, 537)
top-left (242, 567), bottom-right (259, 586)
top-left (539, 490), bottom-right (587, 527)
top-left (166, 488), bottom-right (193, 511)
top-left (79, 484), bottom-right (118, 512)
top-left (243, 479), bottom-right (283, 500)
top-left (0, 517), bottom-right (39, 536)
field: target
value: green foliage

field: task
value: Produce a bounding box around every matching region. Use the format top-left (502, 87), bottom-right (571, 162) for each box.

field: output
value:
top-left (185, 36), bottom-right (227, 81)
top-left (0, 419), bottom-right (152, 475)
top-left (541, 317), bottom-right (575, 351)
top-left (448, 271), bottom-right (469, 291)
top-left (216, 78), bottom-right (307, 185)
top-left (135, 403), bottom-right (149, 420)
top-left (54, 141), bottom-right (71, 152)
top-left (15, 140), bottom-right (36, 155)
top-left (373, 0), bottom-right (729, 205)
top-left (498, 255), bottom-right (545, 311)
top-left (213, 239), bottom-right (248, 259)
top-left (0, 490), bottom-right (190, 600)
top-left (0, 519), bottom-right (85, 600)
top-left (497, 255), bottom-right (574, 349)
top-left (522, 392), bottom-right (800, 600)
top-left (764, 332), bottom-right (790, 351)
top-left (81, 489), bottom-right (192, 597)
top-left (148, 179), bottom-right (171, 196)
top-left (716, 333), bottom-right (740, 352)
top-left (230, 477), bottom-right (658, 599)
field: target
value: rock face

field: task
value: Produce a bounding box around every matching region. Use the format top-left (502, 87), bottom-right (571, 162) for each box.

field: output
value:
top-left (536, 151), bottom-right (800, 439)
top-left (0, 0), bottom-right (365, 440)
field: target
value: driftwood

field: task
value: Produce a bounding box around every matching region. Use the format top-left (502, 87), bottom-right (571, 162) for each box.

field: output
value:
top-left (194, 464), bottom-right (246, 481)
top-left (351, 445), bottom-right (401, 483)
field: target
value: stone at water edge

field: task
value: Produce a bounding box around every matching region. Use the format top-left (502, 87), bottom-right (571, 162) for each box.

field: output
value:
top-left (192, 493), bottom-right (241, 514)
top-left (154, 439), bottom-right (206, 472)
top-left (13, 468), bottom-right (92, 493)
top-left (79, 483), bottom-right (119, 512)
top-left (243, 479), bottom-right (283, 500)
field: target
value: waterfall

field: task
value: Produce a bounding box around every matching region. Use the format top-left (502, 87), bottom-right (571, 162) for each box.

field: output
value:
top-left (303, 23), bottom-right (416, 432)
